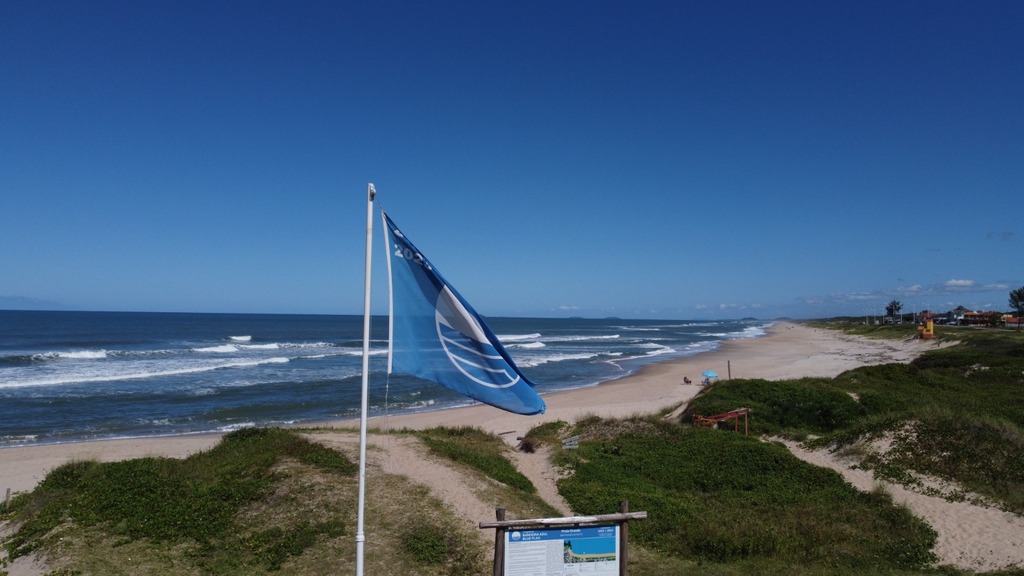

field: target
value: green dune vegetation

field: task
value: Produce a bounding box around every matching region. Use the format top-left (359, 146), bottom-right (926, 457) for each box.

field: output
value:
top-left (3, 322), bottom-right (1023, 575)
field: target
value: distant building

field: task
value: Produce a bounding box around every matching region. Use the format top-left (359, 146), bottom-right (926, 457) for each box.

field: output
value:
top-left (960, 310), bottom-right (992, 326)
top-left (909, 306), bottom-right (1015, 327)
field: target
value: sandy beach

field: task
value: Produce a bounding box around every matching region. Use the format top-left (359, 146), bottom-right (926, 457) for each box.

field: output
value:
top-left (4, 321), bottom-right (1022, 572)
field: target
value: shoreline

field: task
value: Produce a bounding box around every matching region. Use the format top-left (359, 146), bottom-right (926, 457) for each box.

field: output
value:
top-left (0, 320), bottom-right (771, 449)
top-left (0, 323), bottom-right (772, 449)
top-left (0, 321), bottom-right (943, 495)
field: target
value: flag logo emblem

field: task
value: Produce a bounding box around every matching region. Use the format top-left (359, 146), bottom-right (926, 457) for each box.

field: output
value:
top-left (435, 286), bottom-right (520, 389)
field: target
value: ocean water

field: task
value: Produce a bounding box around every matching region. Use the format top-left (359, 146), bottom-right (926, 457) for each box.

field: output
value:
top-left (0, 310), bottom-right (770, 445)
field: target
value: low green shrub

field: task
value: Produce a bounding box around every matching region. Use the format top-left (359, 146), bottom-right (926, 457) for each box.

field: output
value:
top-left (402, 522), bottom-right (448, 564)
top-left (417, 426), bottom-right (536, 494)
top-left (3, 428), bottom-right (355, 569)
top-left (684, 378), bottom-right (865, 436)
top-left (522, 420), bottom-right (569, 448)
top-left (558, 419), bottom-right (937, 570)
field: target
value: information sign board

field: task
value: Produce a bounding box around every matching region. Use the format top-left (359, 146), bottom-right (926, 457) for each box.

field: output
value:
top-left (503, 524), bottom-right (620, 575)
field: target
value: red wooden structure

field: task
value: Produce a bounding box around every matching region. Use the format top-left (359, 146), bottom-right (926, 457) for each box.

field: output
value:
top-left (693, 407), bottom-right (750, 435)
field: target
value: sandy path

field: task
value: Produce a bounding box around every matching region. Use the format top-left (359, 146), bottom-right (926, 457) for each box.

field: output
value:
top-left (310, 432), bottom-right (501, 546)
top-left (782, 440), bottom-right (1024, 571)
top-left (508, 446), bottom-right (572, 515)
top-left (307, 431), bottom-right (571, 543)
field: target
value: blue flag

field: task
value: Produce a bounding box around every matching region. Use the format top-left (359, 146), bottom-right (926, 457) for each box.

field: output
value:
top-left (383, 212), bottom-right (546, 415)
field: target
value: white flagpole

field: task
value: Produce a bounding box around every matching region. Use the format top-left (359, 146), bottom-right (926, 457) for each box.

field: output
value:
top-left (356, 183), bottom-right (376, 575)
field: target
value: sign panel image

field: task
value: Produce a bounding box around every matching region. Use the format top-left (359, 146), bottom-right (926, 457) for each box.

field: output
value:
top-left (504, 524), bottom-right (619, 575)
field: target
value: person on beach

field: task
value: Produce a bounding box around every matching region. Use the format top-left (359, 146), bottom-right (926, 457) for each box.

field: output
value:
top-left (683, 377), bottom-right (692, 384)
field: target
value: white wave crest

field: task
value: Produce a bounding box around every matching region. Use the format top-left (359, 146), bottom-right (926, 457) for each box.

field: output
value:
top-left (195, 345), bottom-right (238, 353)
top-left (680, 340), bottom-right (721, 355)
top-left (218, 422), bottom-right (256, 432)
top-left (0, 357), bottom-right (291, 389)
top-left (229, 335), bottom-right (252, 342)
top-left (643, 343), bottom-right (676, 356)
top-left (606, 345), bottom-right (676, 364)
top-left (733, 325), bottom-right (767, 338)
top-left (496, 333), bottom-right (541, 342)
top-left (515, 352), bottom-right (599, 368)
top-left (508, 341), bottom-right (546, 349)
top-left (239, 343), bottom-right (280, 350)
top-left (0, 434), bottom-right (39, 444)
top-left (58, 350), bottom-right (108, 360)
top-left (544, 334), bottom-right (620, 342)
top-left (699, 325), bottom-right (769, 340)
top-left (337, 348), bottom-right (388, 357)
top-left (278, 342), bottom-right (336, 349)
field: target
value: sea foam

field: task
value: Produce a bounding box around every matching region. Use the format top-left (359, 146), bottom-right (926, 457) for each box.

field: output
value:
top-left (58, 350), bottom-right (108, 360)
top-left (516, 352), bottom-right (599, 368)
top-left (496, 333), bottom-right (541, 342)
top-left (507, 341), bottom-right (546, 349)
top-left (0, 357), bottom-right (291, 389)
top-left (195, 344), bottom-right (239, 353)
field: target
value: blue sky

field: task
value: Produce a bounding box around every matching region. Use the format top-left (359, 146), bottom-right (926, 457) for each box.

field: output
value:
top-left (2, 1), bottom-right (1021, 320)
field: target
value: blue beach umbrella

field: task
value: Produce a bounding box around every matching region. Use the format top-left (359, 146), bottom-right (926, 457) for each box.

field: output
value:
top-left (701, 370), bottom-right (718, 378)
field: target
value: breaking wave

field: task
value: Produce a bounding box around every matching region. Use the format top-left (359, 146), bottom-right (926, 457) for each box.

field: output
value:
top-left (0, 357), bottom-right (291, 389)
